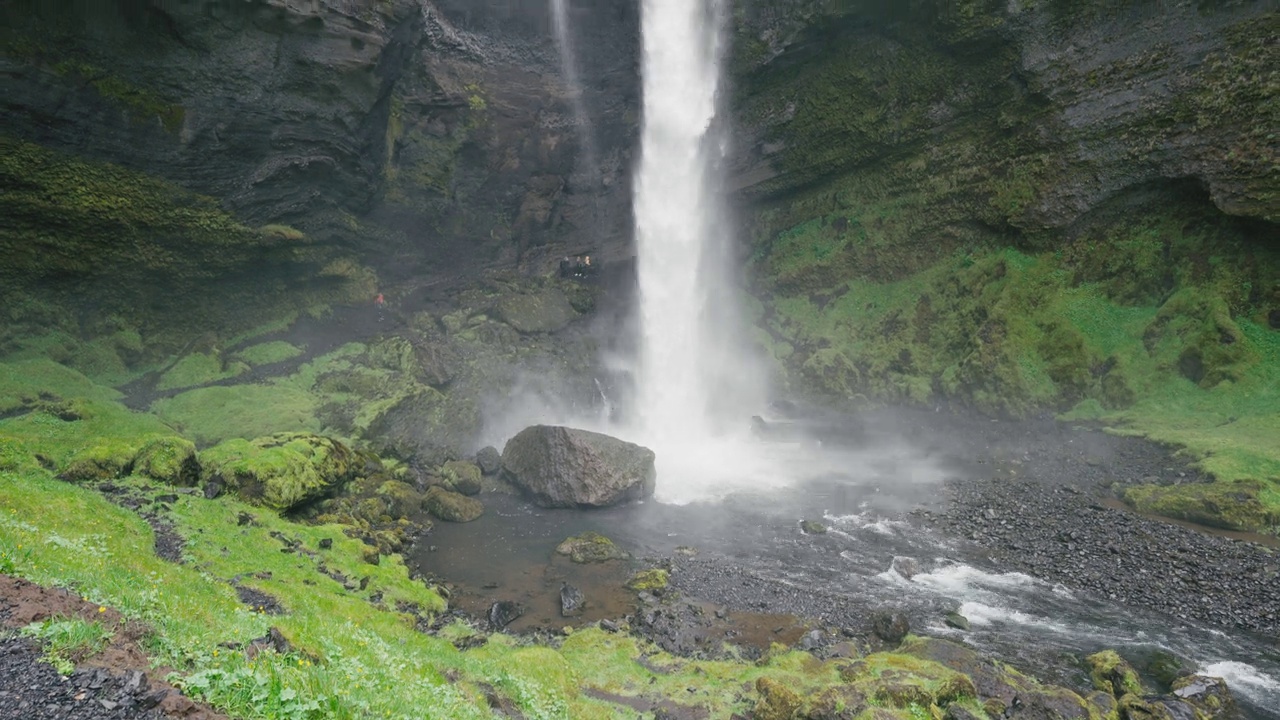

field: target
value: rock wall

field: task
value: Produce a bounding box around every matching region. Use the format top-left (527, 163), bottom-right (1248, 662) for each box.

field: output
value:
top-left (0, 0), bottom-right (639, 336)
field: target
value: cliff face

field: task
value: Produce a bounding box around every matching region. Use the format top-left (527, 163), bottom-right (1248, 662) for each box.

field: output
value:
top-left (728, 0), bottom-right (1280, 529)
top-left (1, 0), bottom-right (638, 343)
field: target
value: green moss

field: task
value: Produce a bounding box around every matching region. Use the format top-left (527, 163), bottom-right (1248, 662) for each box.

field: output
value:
top-left (440, 460), bottom-right (482, 496)
top-left (258, 224), bottom-right (306, 241)
top-left (422, 486), bottom-right (483, 523)
top-left (1123, 480), bottom-right (1278, 533)
top-left (132, 436), bottom-right (199, 486)
top-left (555, 532), bottom-right (630, 564)
top-left (152, 384), bottom-right (321, 447)
top-left (231, 341), bottom-right (303, 367)
top-left (157, 352), bottom-right (249, 392)
top-left (625, 569), bottom-right (670, 592)
top-left (200, 434), bottom-right (357, 512)
top-left (1086, 650), bottom-right (1143, 698)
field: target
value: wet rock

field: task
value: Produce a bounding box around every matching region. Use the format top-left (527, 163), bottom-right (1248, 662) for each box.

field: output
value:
top-left (945, 703), bottom-right (984, 720)
top-left (870, 610), bottom-right (910, 645)
top-left (891, 556), bottom-right (921, 579)
top-left (423, 486), bottom-right (483, 523)
top-left (500, 425), bottom-right (656, 508)
top-left (1171, 675), bottom-right (1233, 718)
top-left (799, 519), bottom-right (827, 535)
top-left (555, 532), bottom-right (630, 563)
top-left (488, 601), bottom-right (524, 630)
top-left (944, 612), bottom-right (970, 631)
top-left (1087, 650), bottom-right (1143, 698)
top-left (1141, 650), bottom-right (1193, 690)
top-left (475, 446), bottom-right (501, 476)
top-left (559, 584), bottom-right (584, 617)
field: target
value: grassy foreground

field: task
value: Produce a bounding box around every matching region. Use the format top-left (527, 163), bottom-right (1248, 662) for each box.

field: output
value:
top-left (2, 356), bottom-right (1044, 720)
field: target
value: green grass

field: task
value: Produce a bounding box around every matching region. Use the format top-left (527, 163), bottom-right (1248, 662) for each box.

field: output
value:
top-left (19, 615), bottom-right (114, 675)
top-left (157, 352), bottom-right (250, 392)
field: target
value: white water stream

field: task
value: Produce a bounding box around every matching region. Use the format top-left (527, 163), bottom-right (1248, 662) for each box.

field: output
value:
top-left (549, 0), bottom-right (599, 193)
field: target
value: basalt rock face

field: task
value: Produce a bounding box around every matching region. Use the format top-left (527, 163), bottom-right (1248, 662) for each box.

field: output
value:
top-left (731, 0), bottom-right (1277, 232)
top-left (728, 0), bottom-right (1280, 425)
top-left (0, 0), bottom-right (639, 322)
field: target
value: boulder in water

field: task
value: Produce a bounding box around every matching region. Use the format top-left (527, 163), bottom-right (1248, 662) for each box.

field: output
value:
top-left (500, 425), bottom-right (655, 508)
top-left (440, 460), bottom-right (482, 496)
top-left (559, 584), bottom-right (584, 617)
top-left (871, 610), bottom-right (910, 645)
top-left (1171, 675), bottom-right (1234, 719)
top-left (556, 532), bottom-right (630, 563)
top-left (891, 556), bottom-right (922, 579)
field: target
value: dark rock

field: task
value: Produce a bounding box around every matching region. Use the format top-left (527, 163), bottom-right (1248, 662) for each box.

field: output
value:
top-left (943, 612), bottom-right (970, 631)
top-left (500, 425), bottom-right (656, 508)
top-left (494, 288), bottom-right (578, 334)
top-left (560, 584), bottom-right (585, 617)
top-left (488, 601), bottom-right (524, 630)
top-left (440, 460), bottom-right (482, 496)
top-left (203, 481), bottom-right (223, 500)
top-left (318, 538), bottom-right (332, 550)
top-left (475, 446), bottom-right (502, 475)
top-left (945, 703), bottom-right (983, 720)
top-left (890, 556), bottom-right (921, 579)
top-left (870, 611), bottom-right (910, 645)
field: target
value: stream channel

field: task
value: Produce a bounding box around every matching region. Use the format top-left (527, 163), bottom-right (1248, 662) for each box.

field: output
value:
top-left (410, 408), bottom-right (1280, 719)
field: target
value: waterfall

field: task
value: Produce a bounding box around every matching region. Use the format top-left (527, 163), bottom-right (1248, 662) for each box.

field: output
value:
top-left (631, 0), bottom-right (772, 502)
top-left (549, 0), bottom-right (600, 193)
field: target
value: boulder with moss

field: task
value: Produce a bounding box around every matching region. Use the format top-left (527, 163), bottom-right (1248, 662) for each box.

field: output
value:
top-left (440, 460), bottom-right (482, 496)
top-left (1087, 650), bottom-right (1143, 698)
top-left (423, 486), bottom-right (484, 522)
top-left (132, 437), bottom-right (200, 486)
top-left (753, 677), bottom-right (803, 720)
top-left (199, 433), bottom-right (358, 512)
top-left (625, 569), bottom-right (669, 592)
top-left (493, 288), bottom-right (578, 334)
top-left (1171, 675), bottom-right (1234, 719)
top-left (556, 532), bottom-right (630, 564)
top-left (58, 442), bottom-right (138, 483)
top-left (501, 425), bottom-right (656, 508)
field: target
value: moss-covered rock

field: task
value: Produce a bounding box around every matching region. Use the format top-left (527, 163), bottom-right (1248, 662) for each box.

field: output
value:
top-left (625, 568), bottom-right (669, 592)
top-left (440, 460), bottom-right (482, 496)
top-left (58, 442), bottom-right (136, 483)
top-left (1123, 480), bottom-right (1279, 533)
top-left (555, 532), bottom-right (630, 564)
top-left (199, 433), bottom-right (358, 512)
top-left (1169, 675), bottom-right (1234, 719)
top-left (493, 288), bottom-right (578, 334)
top-left (1087, 650), bottom-right (1143, 698)
top-left (752, 677), bottom-right (803, 720)
top-left (374, 480), bottom-right (425, 519)
top-left (423, 486), bottom-right (483, 522)
top-left (132, 436), bottom-right (199, 486)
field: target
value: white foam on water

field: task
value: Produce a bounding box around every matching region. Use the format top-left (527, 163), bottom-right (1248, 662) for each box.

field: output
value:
top-left (1199, 661), bottom-right (1280, 702)
top-left (911, 563), bottom-right (1043, 595)
top-left (957, 601), bottom-right (1074, 634)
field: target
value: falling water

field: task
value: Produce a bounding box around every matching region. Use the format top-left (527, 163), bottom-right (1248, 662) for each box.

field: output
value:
top-left (631, 0), bottom-right (777, 502)
top-left (549, 0), bottom-right (599, 190)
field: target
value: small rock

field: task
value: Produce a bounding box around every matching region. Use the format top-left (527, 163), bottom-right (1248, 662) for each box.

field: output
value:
top-left (944, 612), bottom-right (970, 631)
top-left (800, 519), bottom-right (827, 535)
top-left (318, 538), bottom-right (332, 550)
top-left (871, 610), bottom-right (910, 645)
top-left (560, 583), bottom-right (584, 617)
top-left (891, 556), bottom-right (922, 579)
top-left (203, 481), bottom-right (224, 499)
top-left (489, 601), bottom-right (524, 629)
top-left (475, 446), bottom-right (501, 475)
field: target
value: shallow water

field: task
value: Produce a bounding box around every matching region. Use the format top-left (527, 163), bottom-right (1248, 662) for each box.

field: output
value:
top-left (411, 424), bottom-right (1280, 718)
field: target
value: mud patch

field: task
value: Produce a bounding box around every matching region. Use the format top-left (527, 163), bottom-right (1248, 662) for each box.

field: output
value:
top-left (231, 584), bottom-right (285, 616)
top-left (0, 575), bottom-right (226, 719)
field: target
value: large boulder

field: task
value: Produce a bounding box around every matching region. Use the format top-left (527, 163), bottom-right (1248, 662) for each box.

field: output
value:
top-left (199, 434), bottom-right (357, 512)
top-left (423, 486), bottom-right (484, 523)
top-left (500, 425), bottom-right (656, 508)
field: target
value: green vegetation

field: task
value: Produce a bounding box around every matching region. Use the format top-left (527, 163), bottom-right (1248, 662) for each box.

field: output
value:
top-left (19, 616), bottom-right (114, 675)
top-left (756, 196), bottom-right (1280, 531)
top-left (200, 434), bottom-right (357, 512)
top-left (158, 352), bottom-right (250, 392)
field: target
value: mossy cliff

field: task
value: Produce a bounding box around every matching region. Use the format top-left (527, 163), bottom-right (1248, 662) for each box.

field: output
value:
top-left (732, 1), bottom-right (1280, 530)
top-left (0, 0), bottom-right (640, 289)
